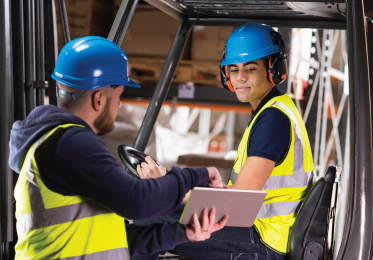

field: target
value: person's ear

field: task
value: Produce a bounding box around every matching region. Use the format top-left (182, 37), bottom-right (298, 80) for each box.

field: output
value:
top-left (91, 90), bottom-right (105, 112)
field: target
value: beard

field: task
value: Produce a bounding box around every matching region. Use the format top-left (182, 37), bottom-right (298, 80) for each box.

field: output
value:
top-left (94, 97), bottom-right (115, 135)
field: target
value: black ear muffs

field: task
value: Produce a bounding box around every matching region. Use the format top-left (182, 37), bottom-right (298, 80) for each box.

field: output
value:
top-left (267, 31), bottom-right (288, 84)
top-left (266, 54), bottom-right (288, 84)
top-left (220, 42), bottom-right (235, 92)
top-left (220, 65), bottom-right (234, 92)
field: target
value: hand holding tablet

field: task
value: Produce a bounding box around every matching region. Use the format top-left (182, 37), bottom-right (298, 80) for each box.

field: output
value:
top-left (185, 208), bottom-right (228, 241)
top-left (180, 187), bottom-right (267, 227)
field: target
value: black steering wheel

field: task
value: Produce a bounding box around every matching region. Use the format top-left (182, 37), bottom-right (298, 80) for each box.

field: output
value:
top-left (117, 144), bottom-right (161, 179)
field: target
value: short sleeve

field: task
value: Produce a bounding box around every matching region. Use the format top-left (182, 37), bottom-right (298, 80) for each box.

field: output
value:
top-left (247, 108), bottom-right (291, 163)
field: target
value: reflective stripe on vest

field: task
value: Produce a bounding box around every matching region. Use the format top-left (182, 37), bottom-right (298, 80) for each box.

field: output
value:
top-left (228, 94), bottom-right (314, 254)
top-left (14, 124), bottom-right (130, 260)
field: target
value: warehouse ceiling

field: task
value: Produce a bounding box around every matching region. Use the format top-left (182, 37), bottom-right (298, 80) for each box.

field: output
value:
top-left (144, 0), bottom-right (348, 22)
top-left (178, 1), bottom-right (346, 19)
top-left (143, 0), bottom-right (373, 28)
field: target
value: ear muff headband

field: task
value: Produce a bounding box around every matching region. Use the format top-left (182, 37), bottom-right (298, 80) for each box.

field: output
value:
top-left (267, 31), bottom-right (288, 84)
top-left (267, 56), bottom-right (274, 84)
top-left (220, 42), bottom-right (235, 92)
top-left (224, 65), bottom-right (234, 92)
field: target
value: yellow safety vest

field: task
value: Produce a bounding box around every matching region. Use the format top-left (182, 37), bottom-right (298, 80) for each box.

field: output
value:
top-left (228, 94), bottom-right (314, 254)
top-left (14, 124), bottom-right (130, 260)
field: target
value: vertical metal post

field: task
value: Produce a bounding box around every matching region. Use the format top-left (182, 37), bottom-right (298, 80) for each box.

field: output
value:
top-left (24, 0), bottom-right (36, 114)
top-left (133, 18), bottom-right (193, 151)
top-left (198, 109), bottom-right (211, 136)
top-left (108, 0), bottom-right (140, 46)
top-left (0, 0), bottom-right (14, 259)
top-left (336, 0), bottom-right (373, 258)
top-left (366, 16), bottom-right (373, 260)
top-left (57, 0), bottom-right (70, 44)
top-left (367, 19), bottom-right (373, 159)
top-left (11, 0), bottom-right (26, 121)
top-left (313, 30), bottom-right (327, 176)
top-left (304, 29), bottom-right (321, 130)
top-left (226, 111), bottom-right (235, 152)
top-left (44, 0), bottom-right (58, 106)
top-left (35, 0), bottom-right (45, 106)
top-left (319, 30), bottom-right (333, 176)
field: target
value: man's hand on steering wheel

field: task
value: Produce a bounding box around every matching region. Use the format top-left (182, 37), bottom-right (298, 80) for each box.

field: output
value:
top-left (137, 156), bottom-right (167, 179)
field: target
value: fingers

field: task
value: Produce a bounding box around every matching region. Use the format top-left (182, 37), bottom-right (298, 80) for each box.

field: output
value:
top-left (206, 167), bottom-right (223, 188)
top-left (185, 208), bottom-right (227, 242)
top-left (208, 208), bottom-right (216, 232)
top-left (193, 212), bottom-right (202, 238)
top-left (182, 190), bottom-right (192, 203)
top-left (141, 161), bottom-right (151, 171)
top-left (140, 161), bottom-right (161, 179)
top-left (202, 208), bottom-right (209, 234)
top-left (212, 215), bottom-right (229, 233)
top-left (160, 165), bottom-right (167, 173)
top-left (141, 157), bottom-right (166, 178)
top-left (137, 165), bottom-right (145, 178)
top-left (144, 156), bottom-right (156, 167)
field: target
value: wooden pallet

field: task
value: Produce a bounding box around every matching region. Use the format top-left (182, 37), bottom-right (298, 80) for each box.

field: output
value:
top-left (128, 57), bottom-right (222, 87)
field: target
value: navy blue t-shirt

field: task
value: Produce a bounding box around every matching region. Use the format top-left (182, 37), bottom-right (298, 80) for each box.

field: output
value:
top-left (247, 86), bottom-right (290, 164)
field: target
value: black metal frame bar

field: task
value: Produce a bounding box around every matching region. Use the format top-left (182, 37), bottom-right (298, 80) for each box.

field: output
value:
top-left (367, 17), bottom-right (373, 260)
top-left (189, 18), bottom-right (346, 29)
top-left (12, 0), bottom-right (25, 121)
top-left (180, 0), bottom-right (344, 3)
top-left (57, 0), bottom-right (71, 44)
top-left (24, 0), bottom-right (36, 115)
top-left (0, 0), bottom-right (14, 259)
top-left (133, 18), bottom-right (194, 151)
top-left (144, 0), bottom-right (187, 20)
top-left (108, 0), bottom-right (141, 46)
top-left (336, 0), bottom-right (373, 259)
top-left (35, 0), bottom-right (45, 107)
top-left (44, 0), bottom-right (58, 106)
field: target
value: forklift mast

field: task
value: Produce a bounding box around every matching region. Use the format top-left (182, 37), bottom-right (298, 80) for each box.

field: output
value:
top-left (1, 0), bottom-right (373, 259)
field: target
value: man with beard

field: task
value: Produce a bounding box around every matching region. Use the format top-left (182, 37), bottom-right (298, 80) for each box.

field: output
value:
top-left (9, 36), bottom-right (227, 260)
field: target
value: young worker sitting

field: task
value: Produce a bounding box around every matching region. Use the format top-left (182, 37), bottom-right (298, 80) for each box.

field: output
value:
top-left (129, 22), bottom-right (315, 260)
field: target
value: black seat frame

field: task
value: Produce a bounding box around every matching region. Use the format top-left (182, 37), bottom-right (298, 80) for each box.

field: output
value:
top-left (287, 166), bottom-right (341, 260)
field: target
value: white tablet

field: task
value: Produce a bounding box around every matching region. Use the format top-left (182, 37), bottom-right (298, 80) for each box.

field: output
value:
top-left (179, 187), bottom-right (267, 227)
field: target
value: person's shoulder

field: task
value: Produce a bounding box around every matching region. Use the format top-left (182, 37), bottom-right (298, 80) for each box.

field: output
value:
top-left (58, 126), bottom-right (106, 153)
top-left (63, 125), bottom-right (98, 139)
top-left (257, 107), bottom-right (290, 124)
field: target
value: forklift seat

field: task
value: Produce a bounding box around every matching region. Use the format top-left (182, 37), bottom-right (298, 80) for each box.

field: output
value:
top-left (287, 165), bottom-right (341, 260)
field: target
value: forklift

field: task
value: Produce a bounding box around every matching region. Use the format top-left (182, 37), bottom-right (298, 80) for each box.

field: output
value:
top-left (1, 0), bottom-right (372, 259)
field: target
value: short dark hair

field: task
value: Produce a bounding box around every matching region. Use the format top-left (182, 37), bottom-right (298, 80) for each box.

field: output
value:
top-left (57, 82), bottom-right (87, 110)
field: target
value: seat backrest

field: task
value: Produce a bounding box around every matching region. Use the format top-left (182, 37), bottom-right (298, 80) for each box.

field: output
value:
top-left (287, 166), bottom-right (341, 260)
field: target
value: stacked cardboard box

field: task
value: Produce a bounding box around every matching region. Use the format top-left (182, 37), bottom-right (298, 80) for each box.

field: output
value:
top-left (56, 0), bottom-right (113, 51)
top-left (191, 26), bottom-right (235, 61)
top-left (119, 6), bottom-right (189, 59)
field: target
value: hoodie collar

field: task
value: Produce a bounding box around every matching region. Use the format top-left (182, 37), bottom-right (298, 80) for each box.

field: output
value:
top-left (9, 105), bottom-right (91, 173)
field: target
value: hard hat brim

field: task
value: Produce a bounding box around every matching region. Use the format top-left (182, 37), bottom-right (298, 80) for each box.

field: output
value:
top-left (125, 79), bottom-right (141, 88)
top-left (52, 72), bottom-right (141, 90)
top-left (220, 36), bottom-right (280, 66)
top-left (220, 48), bottom-right (279, 66)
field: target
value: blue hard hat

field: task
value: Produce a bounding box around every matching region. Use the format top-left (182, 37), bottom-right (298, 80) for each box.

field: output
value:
top-left (220, 23), bottom-right (280, 66)
top-left (52, 36), bottom-right (140, 90)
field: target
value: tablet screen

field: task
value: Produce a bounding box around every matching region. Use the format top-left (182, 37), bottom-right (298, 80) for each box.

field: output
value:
top-left (179, 187), bottom-right (267, 227)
